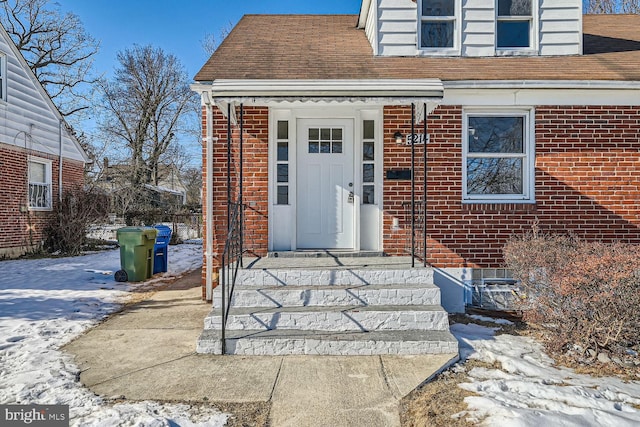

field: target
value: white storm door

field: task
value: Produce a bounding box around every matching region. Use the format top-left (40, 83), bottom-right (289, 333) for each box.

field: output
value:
top-left (297, 119), bottom-right (355, 249)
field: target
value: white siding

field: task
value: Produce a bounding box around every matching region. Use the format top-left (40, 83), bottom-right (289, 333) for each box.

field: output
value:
top-left (539, 0), bottom-right (582, 56)
top-left (0, 27), bottom-right (85, 162)
top-left (365, 0), bottom-right (583, 58)
top-left (462, 0), bottom-right (495, 57)
top-left (377, 0), bottom-right (418, 57)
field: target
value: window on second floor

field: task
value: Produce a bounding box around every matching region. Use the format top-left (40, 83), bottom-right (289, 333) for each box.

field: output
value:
top-left (420, 0), bottom-right (456, 49)
top-left (497, 0), bottom-right (532, 49)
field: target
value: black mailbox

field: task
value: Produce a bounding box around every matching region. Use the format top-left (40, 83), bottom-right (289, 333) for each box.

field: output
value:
top-left (386, 169), bottom-right (412, 180)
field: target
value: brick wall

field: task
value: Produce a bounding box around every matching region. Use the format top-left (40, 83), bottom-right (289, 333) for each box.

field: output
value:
top-left (201, 104), bottom-right (640, 294)
top-left (382, 105), bottom-right (640, 268)
top-left (0, 143), bottom-right (85, 258)
top-left (202, 106), bottom-right (270, 297)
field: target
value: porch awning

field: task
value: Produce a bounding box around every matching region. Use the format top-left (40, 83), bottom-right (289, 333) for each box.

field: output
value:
top-left (192, 79), bottom-right (444, 122)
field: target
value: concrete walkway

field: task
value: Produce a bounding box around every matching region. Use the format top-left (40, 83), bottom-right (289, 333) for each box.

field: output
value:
top-left (64, 270), bottom-right (458, 427)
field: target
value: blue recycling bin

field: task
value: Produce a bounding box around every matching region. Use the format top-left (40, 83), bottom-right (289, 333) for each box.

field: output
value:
top-left (152, 224), bottom-right (172, 274)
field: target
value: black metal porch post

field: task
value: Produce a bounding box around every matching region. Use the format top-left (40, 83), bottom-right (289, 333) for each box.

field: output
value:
top-left (423, 104), bottom-right (428, 267)
top-left (227, 103), bottom-right (232, 234)
top-left (239, 103), bottom-right (244, 268)
top-left (411, 103), bottom-right (416, 268)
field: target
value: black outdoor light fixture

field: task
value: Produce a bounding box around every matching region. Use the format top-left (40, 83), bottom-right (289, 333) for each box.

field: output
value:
top-left (394, 131), bottom-right (404, 144)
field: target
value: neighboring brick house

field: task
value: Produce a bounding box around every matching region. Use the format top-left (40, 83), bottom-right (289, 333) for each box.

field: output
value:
top-left (192, 0), bottom-right (640, 311)
top-left (0, 24), bottom-right (88, 259)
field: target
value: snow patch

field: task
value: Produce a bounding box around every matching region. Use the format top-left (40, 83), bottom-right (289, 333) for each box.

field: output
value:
top-left (0, 243), bottom-right (229, 426)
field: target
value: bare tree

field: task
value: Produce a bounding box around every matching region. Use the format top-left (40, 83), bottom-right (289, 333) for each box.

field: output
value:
top-left (201, 21), bottom-right (235, 55)
top-left (584, 0), bottom-right (640, 13)
top-left (99, 45), bottom-right (197, 192)
top-left (0, 0), bottom-right (99, 120)
top-left (181, 166), bottom-right (203, 207)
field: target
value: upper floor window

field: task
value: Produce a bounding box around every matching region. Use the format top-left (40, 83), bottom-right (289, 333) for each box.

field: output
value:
top-left (28, 158), bottom-right (52, 210)
top-left (420, 0), bottom-right (456, 49)
top-left (463, 110), bottom-right (535, 203)
top-left (497, 0), bottom-right (532, 49)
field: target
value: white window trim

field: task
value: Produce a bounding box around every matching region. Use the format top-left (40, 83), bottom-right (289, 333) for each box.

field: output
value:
top-left (28, 157), bottom-right (53, 211)
top-left (418, 0), bottom-right (461, 56)
top-left (495, 0), bottom-right (538, 55)
top-left (462, 108), bottom-right (536, 204)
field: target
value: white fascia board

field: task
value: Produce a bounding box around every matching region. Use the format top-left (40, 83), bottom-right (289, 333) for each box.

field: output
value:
top-left (445, 80), bottom-right (640, 90)
top-left (200, 79), bottom-right (443, 103)
top-left (358, 0), bottom-right (372, 29)
top-left (443, 80), bottom-right (640, 106)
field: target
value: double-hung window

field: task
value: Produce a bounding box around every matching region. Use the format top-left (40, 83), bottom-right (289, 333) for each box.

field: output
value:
top-left (420, 0), bottom-right (456, 50)
top-left (28, 158), bottom-right (52, 210)
top-left (497, 0), bottom-right (532, 49)
top-left (463, 111), bottom-right (534, 202)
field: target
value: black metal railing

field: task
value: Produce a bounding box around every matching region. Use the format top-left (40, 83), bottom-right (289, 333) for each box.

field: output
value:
top-left (404, 199), bottom-right (427, 265)
top-left (219, 200), bottom-right (244, 354)
top-left (408, 102), bottom-right (429, 268)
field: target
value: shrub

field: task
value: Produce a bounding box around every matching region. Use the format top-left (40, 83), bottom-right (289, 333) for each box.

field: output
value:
top-left (504, 230), bottom-right (640, 357)
top-left (45, 185), bottom-right (110, 256)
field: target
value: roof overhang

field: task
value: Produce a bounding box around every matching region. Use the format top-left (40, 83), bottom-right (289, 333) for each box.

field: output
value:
top-left (192, 79), bottom-right (443, 105)
top-left (191, 79), bottom-right (443, 123)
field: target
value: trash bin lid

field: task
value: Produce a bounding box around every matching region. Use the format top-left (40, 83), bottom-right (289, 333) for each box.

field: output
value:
top-left (152, 224), bottom-right (172, 238)
top-left (117, 226), bottom-right (158, 241)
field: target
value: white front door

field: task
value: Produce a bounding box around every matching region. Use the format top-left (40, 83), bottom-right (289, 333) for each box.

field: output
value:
top-left (296, 119), bottom-right (355, 249)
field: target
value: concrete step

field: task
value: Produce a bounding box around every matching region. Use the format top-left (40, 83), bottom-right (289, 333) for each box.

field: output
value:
top-left (197, 329), bottom-right (459, 356)
top-left (204, 305), bottom-right (450, 332)
top-left (213, 283), bottom-right (442, 308)
top-left (235, 268), bottom-right (434, 287)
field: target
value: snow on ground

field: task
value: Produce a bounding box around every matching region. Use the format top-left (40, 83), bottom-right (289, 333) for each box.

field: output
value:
top-left (0, 241), bottom-right (228, 427)
top-left (452, 321), bottom-right (640, 426)
top-left (3, 242), bottom-right (640, 427)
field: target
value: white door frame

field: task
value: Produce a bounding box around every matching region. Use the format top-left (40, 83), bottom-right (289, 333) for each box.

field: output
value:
top-left (268, 106), bottom-right (383, 252)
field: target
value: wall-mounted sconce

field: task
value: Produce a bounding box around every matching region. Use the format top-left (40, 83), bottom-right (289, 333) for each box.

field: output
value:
top-left (394, 131), bottom-right (404, 144)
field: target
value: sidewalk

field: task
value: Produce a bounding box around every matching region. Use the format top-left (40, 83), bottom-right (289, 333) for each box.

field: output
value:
top-left (63, 269), bottom-right (458, 427)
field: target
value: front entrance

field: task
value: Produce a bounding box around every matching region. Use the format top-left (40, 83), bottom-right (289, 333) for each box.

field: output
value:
top-left (296, 119), bottom-right (355, 249)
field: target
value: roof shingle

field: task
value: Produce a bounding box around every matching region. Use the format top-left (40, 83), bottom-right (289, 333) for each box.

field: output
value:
top-left (194, 14), bottom-right (640, 82)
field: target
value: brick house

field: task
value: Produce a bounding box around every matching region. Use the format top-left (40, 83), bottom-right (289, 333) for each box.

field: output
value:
top-left (192, 0), bottom-right (640, 313)
top-left (0, 24), bottom-right (88, 258)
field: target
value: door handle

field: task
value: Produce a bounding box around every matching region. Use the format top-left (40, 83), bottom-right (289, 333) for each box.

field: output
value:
top-left (348, 191), bottom-right (354, 204)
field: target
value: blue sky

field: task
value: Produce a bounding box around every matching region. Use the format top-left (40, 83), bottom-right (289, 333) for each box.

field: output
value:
top-left (59, 0), bottom-right (363, 80)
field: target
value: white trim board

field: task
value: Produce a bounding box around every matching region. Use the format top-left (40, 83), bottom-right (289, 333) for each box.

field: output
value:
top-left (192, 79), bottom-right (444, 102)
top-left (443, 81), bottom-right (640, 106)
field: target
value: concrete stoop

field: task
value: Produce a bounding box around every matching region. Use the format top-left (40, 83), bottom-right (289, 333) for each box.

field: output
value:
top-left (198, 268), bottom-right (459, 356)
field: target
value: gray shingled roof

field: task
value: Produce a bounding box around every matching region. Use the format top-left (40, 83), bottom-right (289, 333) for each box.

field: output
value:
top-left (195, 14), bottom-right (640, 83)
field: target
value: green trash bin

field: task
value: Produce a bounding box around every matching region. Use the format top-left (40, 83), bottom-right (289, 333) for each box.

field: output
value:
top-left (115, 227), bottom-right (158, 282)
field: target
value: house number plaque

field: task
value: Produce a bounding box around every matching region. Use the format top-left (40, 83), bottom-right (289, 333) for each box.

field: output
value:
top-left (405, 133), bottom-right (429, 145)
